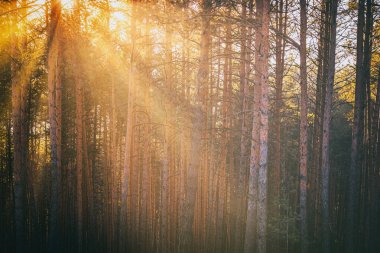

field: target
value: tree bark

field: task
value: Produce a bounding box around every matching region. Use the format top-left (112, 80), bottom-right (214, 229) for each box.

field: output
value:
top-left (299, 0), bottom-right (308, 252)
top-left (11, 1), bottom-right (27, 251)
top-left (235, 0), bottom-right (249, 250)
top-left (47, 1), bottom-right (62, 252)
top-left (244, 1), bottom-right (270, 252)
top-left (73, 1), bottom-right (84, 251)
top-left (180, 1), bottom-right (210, 252)
top-left (273, 0), bottom-right (286, 208)
top-left (257, 1), bottom-right (270, 252)
top-left (363, 1), bottom-right (373, 250)
top-left (346, 0), bottom-right (365, 252)
top-left (119, 34), bottom-right (134, 253)
top-left (272, 1), bottom-right (287, 251)
top-left (321, 1), bottom-right (338, 253)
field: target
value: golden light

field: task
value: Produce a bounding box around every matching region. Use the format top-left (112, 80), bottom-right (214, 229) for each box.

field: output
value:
top-left (61, 0), bottom-right (74, 10)
top-left (109, 1), bottom-right (130, 41)
top-left (33, 0), bottom-right (74, 12)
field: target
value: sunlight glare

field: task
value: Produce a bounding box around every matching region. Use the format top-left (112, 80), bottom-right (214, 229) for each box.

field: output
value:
top-left (34, 0), bottom-right (74, 11)
top-left (61, 0), bottom-right (74, 10)
top-left (109, 1), bottom-right (130, 40)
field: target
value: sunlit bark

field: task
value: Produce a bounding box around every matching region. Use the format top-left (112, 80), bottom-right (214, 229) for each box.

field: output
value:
top-left (1, 0), bottom-right (379, 252)
top-left (244, 1), bottom-right (270, 252)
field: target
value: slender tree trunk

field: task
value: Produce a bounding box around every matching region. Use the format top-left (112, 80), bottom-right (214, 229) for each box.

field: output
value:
top-left (75, 65), bottom-right (84, 253)
top-left (244, 0), bottom-right (260, 250)
top-left (11, 1), bottom-right (26, 251)
top-left (272, 1), bottom-right (287, 251)
top-left (72, 1), bottom-right (85, 252)
top-left (363, 0), bottom-right (373, 172)
top-left (299, 0), bottom-right (308, 252)
top-left (244, 1), bottom-right (270, 252)
top-left (235, 1), bottom-right (248, 250)
top-left (109, 68), bottom-right (117, 253)
top-left (310, 1), bottom-right (326, 243)
top-left (216, 12), bottom-right (231, 253)
top-left (363, 1), bottom-right (373, 250)
top-left (313, 1), bottom-right (331, 245)
top-left (180, 1), bottom-right (210, 252)
top-left (370, 67), bottom-right (380, 251)
top-left (346, 1), bottom-right (365, 252)
top-left (161, 14), bottom-right (173, 251)
top-left (321, 1), bottom-right (338, 253)
top-left (273, 0), bottom-right (286, 208)
top-left (257, 1), bottom-right (270, 252)
top-left (47, 1), bottom-right (62, 252)
top-left (119, 40), bottom-right (134, 253)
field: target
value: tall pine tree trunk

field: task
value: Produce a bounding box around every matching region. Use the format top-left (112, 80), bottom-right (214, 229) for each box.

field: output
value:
top-left (321, 1), bottom-right (338, 252)
top-left (299, 0), bottom-right (308, 252)
top-left (47, 1), bottom-right (62, 252)
top-left (346, 1), bottom-right (365, 252)
top-left (244, 1), bottom-right (270, 252)
top-left (257, 1), bottom-right (270, 252)
top-left (74, 1), bottom-right (83, 251)
top-left (119, 17), bottom-right (135, 253)
top-left (235, 1), bottom-right (248, 251)
top-left (180, 1), bottom-right (210, 252)
top-left (11, 1), bottom-right (26, 251)
top-left (272, 1), bottom-right (287, 251)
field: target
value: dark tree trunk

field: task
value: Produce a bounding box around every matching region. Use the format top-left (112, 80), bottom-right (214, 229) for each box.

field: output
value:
top-left (346, 1), bottom-right (365, 252)
top-left (47, 1), bottom-right (62, 252)
top-left (299, 0), bottom-right (308, 252)
top-left (11, 0), bottom-right (28, 251)
top-left (320, 1), bottom-right (338, 253)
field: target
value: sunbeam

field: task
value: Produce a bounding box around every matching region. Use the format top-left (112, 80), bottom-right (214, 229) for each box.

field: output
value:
top-left (0, 1), bottom-right (379, 253)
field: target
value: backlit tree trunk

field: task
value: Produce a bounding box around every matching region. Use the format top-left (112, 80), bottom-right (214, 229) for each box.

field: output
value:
top-left (235, 1), bottom-right (249, 251)
top-left (11, 1), bottom-right (26, 252)
top-left (74, 1), bottom-right (83, 251)
top-left (180, 1), bottom-right (210, 252)
top-left (47, 1), bottom-right (62, 252)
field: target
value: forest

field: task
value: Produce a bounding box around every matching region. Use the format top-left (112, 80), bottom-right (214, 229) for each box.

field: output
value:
top-left (0, 0), bottom-right (379, 253)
